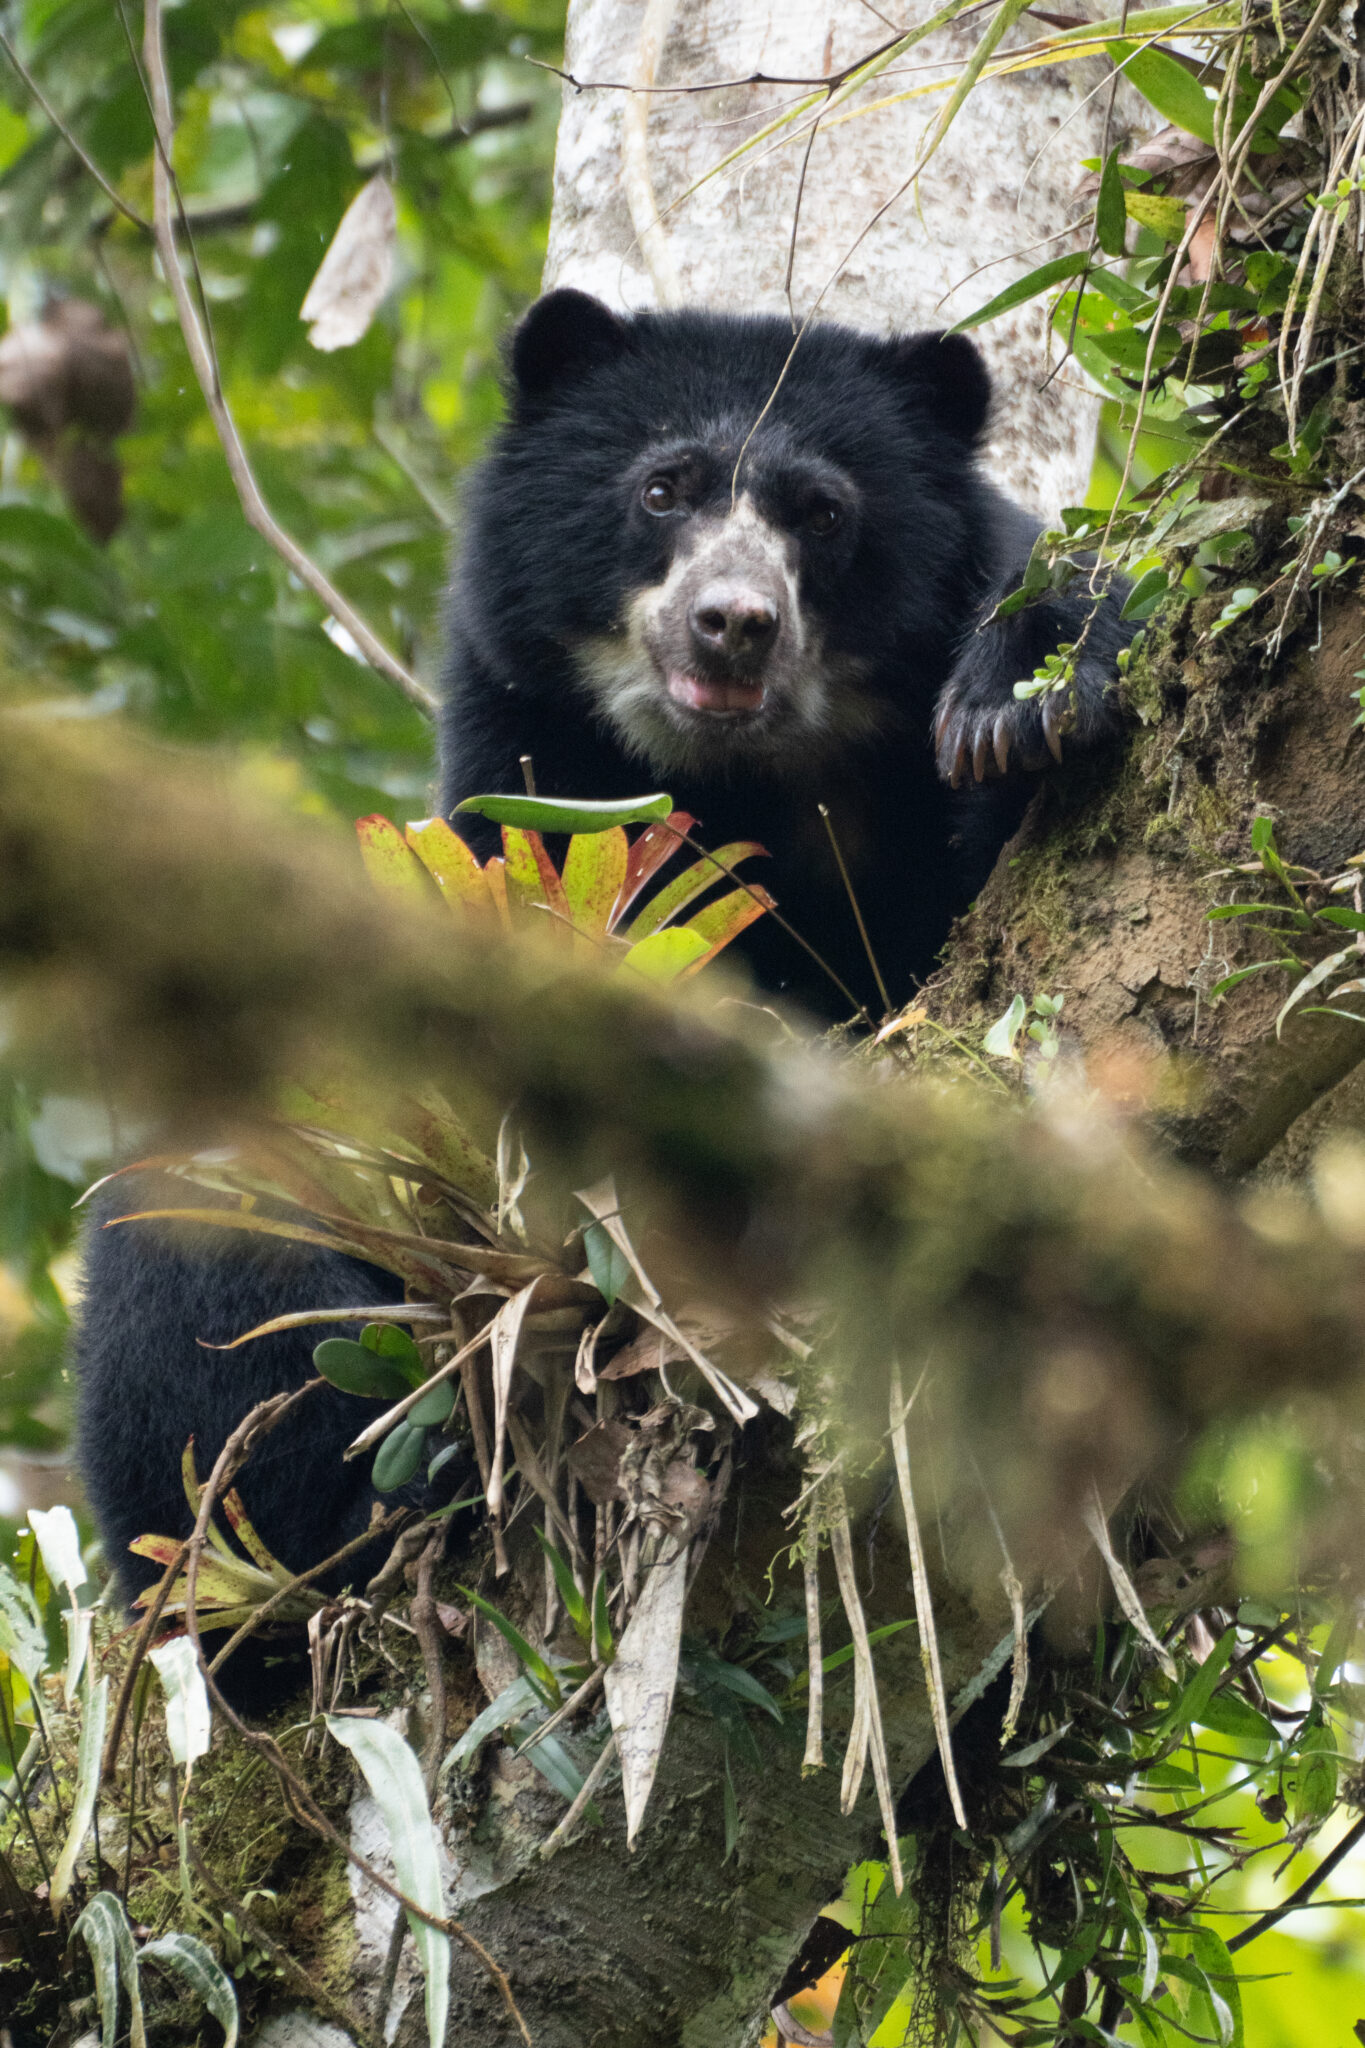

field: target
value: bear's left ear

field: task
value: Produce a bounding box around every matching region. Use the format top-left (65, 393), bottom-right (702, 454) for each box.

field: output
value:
top-left (511, 289), bottom-right (630, 401)
top-left (883, 330), bottom-right (992, 445)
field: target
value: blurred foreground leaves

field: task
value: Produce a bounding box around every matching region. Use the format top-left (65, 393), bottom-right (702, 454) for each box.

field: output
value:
top-left (7, 711), bottom-right (1365, 1606)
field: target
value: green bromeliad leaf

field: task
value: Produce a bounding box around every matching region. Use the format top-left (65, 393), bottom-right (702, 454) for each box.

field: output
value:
top-left (455, 792), bottom-right (674, 833)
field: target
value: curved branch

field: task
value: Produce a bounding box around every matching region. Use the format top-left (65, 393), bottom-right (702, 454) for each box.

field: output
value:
top-left (139, 0), bottom-right (435, 719)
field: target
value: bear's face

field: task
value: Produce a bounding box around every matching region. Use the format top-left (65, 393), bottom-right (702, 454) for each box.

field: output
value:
top-left (570, 429), bottom-right (875, 778)
top-left (475, 290), bottom-right (996, 781)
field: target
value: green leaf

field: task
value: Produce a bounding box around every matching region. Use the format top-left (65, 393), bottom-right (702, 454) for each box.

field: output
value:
top-left (0, 1566), bottom-right (47, 1684)
top-left (404, 818), bottom-right (491, 911)
top-left (675, 886), bottom-right (770, 964)
top-left (1096, 146), bottom-right (1127, 257)
top-left (73, 1892), bottom-right (146, 2048)
top-left (692, 1654), bottom-right (784, 1722)
top-left (536, 1529), bottom-right (591, 1643)
top-left (792, 1617), bottom-right (917, 1689)
top-left (1292, 1714), bottom-right (1339, 1824)
top-left (1122, 566), bottom-right (1170, 620)
top-left (446, 1675), bottom-right (541, 1769)
top-left (408, 1378), bottom-right (455, 1428)
top-left (622, 841), bottom-right (767, 941)
top-left (1195, 1690), bottom-right (1275, 1744)
top-left (1206, 903), bottom-right (1294, 920)
top-left (1154, 1626), bottom-right (1235, 1738)
top-left (1314, 1608), bottom-right (1356, 1696)
top-left (561, 826), bottom-right (629, 938)
top-left (456, 792), bottom-right (674, 834)
top-left (1185, 1926), bottom-right (1243, 2047)
top-left (457, 1586), bottom-right (562, 1705)
top-left (520, 1727), bottom-right (598, 1812)
top-left (313, 1336), bottom-right (415, 1400)
top-left (620, 927), bottom-right (712, 982)
top-left (1276, 946), bottom-right (1357, 1038)
top-left (326, 1717), bottom-right (449, 2048)
top-left (1112, 42), bottom-right (1218, 144)
top-left (583, 1220), bottom-right (631, 1308)
top-left (947, 252), bottom-right (1091, 332)
top-left (372, 1418), bottom-right (427, 1492)
top-left (356, 815), bottom-right (432, 896)
top-left (1124, 189), bottom-right (1191, 243)
top-left (140, 1934), bottom-right (239, 2048)
top-left (363, 1322), bottom-right (424, 1371)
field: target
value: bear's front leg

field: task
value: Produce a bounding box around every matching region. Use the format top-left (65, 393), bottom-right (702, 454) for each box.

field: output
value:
top-left (933, 571), bottom-right (1132, 788)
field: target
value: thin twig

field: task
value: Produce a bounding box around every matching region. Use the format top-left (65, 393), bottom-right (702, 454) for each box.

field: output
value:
top-left (207, 1504), bottom-right (411, 1676)
top-left (515, 1667), bottom-right (604, 1757)
top-left (819, 804), bottom-right (890, 1017)
top-left (178, 1390), bottom-right (533, 2044)
top-left (0, 30), bottom-right (151, 233)
top-left (100, 1537), bottom-right (190, 1784)
top-left (411, 1527), bottom-right (450, 1794)
top-left (1228, 1813), bottom-right (1365, 1952)
top-left (539, 1734), bottom-right (616, 1859)
top-left (139, 0), bottom-right (435, 718)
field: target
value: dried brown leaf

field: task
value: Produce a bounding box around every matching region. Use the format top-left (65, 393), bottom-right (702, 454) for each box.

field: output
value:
top-left (300, 176), bottom-right (397, 351)
top-left (566, 1420), bottom-right (632, 1505)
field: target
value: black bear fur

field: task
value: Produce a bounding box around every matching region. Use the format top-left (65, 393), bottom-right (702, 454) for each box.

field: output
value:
top-left (440, 289), bottom-right (1129, 1020)
top-left (76, 292), bottom-right (1129, 1699)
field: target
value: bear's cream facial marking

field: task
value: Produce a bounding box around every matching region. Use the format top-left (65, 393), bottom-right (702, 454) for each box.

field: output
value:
top-left (572, 494), bottom-right (874, 778)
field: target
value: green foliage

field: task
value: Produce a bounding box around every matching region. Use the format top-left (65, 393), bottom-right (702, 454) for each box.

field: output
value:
top-left (830, 1592), bottom-right (1365, 2046)
top-left (0, 0), bottom-right (565, 1576)
top-left (1203, 816), bottom-right (1365, 1029)
top-left (0, 0), bottom-right (563, 815)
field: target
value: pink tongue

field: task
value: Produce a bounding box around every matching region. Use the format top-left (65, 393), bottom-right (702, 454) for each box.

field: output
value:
top-left (667, 671), bottom-right (765, 715)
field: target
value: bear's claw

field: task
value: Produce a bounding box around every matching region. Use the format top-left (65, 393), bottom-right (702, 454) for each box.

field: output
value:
top-left (935, 690), bottom-right (1072, 787)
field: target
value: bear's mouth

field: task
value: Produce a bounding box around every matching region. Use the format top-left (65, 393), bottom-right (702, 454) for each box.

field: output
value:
top-left (665, 669), bottom-right (767, 719)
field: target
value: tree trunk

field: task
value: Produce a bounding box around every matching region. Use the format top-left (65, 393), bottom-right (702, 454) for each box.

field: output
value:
top-left (546, 0), bottom-right (1137, 512)
top-left (422, 10), bottom-right (1145, 2041)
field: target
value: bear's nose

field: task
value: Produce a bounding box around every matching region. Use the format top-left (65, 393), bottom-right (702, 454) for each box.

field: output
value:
top-left (689, 583), bottom-right (780, 665)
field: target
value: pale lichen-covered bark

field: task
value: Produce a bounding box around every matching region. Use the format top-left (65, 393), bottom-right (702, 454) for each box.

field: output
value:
top-left (546, 0), bottom-right (1141, 514)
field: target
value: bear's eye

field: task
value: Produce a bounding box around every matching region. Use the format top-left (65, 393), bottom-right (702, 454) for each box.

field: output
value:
top-left (642, 476), bottom-right (679, 516)
top-left (805, 497), bottom-right (842, 536)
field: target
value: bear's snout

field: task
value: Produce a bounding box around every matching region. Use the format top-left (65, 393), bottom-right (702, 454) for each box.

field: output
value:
top-left (688, 580), bottom-right (780, 669)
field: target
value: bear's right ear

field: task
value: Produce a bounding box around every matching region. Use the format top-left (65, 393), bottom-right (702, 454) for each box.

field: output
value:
top-left (884, 330), bottom-right (992, 446)
top-left (511, 289), bottom-right (630, 401)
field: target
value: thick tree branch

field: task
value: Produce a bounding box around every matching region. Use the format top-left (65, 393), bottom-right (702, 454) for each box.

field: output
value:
top-left (5, 712), bottom-right (1365, 1547)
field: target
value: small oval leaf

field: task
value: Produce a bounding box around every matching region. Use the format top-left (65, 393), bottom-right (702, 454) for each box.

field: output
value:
top-left (456, 791), bottom-right (674, 834)
top-left (313, 1337), bottom-right (414, 1400)
top-left (408, 1377), bottom-right (455, 1428)
top-left (372, 1418), bottom-right (427, 1492)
